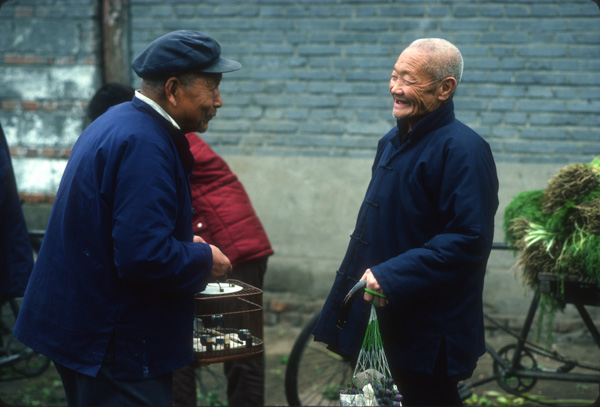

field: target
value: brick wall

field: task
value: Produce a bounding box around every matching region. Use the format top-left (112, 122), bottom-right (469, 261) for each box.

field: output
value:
top-left (1, 0), bottom-right (599, 198)
top-left (129, 0), bottom-right (600, 164)
top-left (0, 0), bottom-right (99, 199)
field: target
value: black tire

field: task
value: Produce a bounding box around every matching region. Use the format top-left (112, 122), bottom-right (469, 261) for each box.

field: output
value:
top-left (285, 311), bottom-right (353, 406)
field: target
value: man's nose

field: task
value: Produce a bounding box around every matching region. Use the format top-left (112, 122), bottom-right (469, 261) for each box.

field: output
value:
top-left (215, 90), bottom-right (223, 108)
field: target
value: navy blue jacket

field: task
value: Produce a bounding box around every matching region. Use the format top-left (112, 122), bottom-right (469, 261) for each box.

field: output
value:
top-left (14, 98), bottom-right (213, 379)
top-left (313, 101), bottom-right (499, 379)
top-left (0, 124), bottom-right (34, 301)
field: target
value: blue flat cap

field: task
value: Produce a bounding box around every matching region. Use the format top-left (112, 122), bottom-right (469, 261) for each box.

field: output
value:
top-left (132, 30), bottom-right (241, 79)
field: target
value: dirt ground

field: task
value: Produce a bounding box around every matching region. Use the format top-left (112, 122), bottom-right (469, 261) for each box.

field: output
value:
top-left (1, 323), bottom-right (599, 406)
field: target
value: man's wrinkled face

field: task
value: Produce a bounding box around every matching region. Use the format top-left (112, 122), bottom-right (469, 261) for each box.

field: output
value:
top-left (176, 73), bottom-right (223, 134)
top-left (389, 47), bottom-right (444, 131)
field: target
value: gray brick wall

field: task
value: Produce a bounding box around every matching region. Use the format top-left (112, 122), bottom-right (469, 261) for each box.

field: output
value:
top-left (0, 0), bottom-right (100, 152)
top-left (128, 0), bottom-right (600, 163)
top-left (1, 0), bottom-right (600, 183)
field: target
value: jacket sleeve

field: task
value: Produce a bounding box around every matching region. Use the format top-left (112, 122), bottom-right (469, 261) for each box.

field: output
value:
top-left (108, 130), bottom-right (212, 294)
top-left (371, 135), bottom-right (499, 306)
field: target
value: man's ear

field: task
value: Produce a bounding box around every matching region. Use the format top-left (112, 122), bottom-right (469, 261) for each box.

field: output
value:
top-left (438, 77), bottom-right (457, 102)
top-left (164, 77), bottom-right (180, 107)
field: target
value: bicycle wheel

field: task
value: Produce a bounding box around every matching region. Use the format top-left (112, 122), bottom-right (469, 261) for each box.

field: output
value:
top-left (285, 311), bottom-right (353, 406)
top-left (0, 299), bottom-right (50, 380)
top-left (3, 334), bottom-right (50, 379)
top-left (493, 344), bottom-right (538, 394)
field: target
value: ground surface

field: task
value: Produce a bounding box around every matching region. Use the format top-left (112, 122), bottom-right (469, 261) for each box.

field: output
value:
top-left (1, 321), bottom-right (599, 406)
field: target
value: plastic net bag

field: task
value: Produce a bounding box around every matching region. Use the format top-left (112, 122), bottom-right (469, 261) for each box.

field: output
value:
top-left (339, 305), bottom-right (403, 406)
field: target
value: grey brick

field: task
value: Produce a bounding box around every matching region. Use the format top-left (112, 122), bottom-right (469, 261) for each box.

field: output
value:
top-left (471, 58), bottom-right (500, 70)
top-left (529, 141), bottom-right (557, 154)
top-left (296, 95), bottom-right (340, 108)
top-left (404, 6), bottom-right (427, 16)
top-left (490, 47), bottom-right (515, 58)
top-left (531, 5), bottom-right (556, 17)
top-left (254, 122), bottom-right (298, 133)
top-left (454, 99), bottom-right (488, 111)
top-left (528, 87), bottom-right (553, 98)
top-left (356, 6), bottom-right (378, 17)
top-left (581, 89), bottom-right (600, 100)
top-left (341, 96), bottom-right (387, 109)
top-left (428, 5), bottom-right (451, 17)
top-left (580, 143), bottom-right (600, 155)
top-left (557, 5), bottom-right (584, 17)
top-left (346, 45), bottom-right (390, 56)
top-left (500, 86), bottom-right (527, 98)
top-left (516, 45), bottom-right (566, 58)
top-left (515, 73), bottom-right (566, 86)
top-left (297, 20), bottom-right (341, 31)
top-left (555, 88), bottom-right (578, 100)
top-left (529, 60), bottom-right (552, 71)
top-left (297, 71), bottom-right (339, 81)
top-left (479, 33), bottom-right (504, 44)
top-left (504, 140), bottom-right (530, 153)
top-left (552, 60), bottom-right (580, 71)
top-left (567, 73), bottom-right (600, 86)
top-left (501, 58), bottom-right (526, 70)
top-left (379, 6), bottom-right (403, 17)
top-left (529, 114), bottom-right (553, 126)
top-left (521, 128), bottom-right (567, 140)
top-left (570, 130), bottom-right (600, 142)
top-left (441, 19), bottom-right (490, 31)
top-left (297, 45), bottom-right (340, 56)
top-left (480, 112), bottom-right (503, 125)
top-left (453, 5), bottom-right (479, 18)
top-left (553, 114), bottom-right (581, 126)
top-left (518, 100), bottom-right (566, 113)
top-left (480, 5), bottom-right (504, 18)
top-left (490, 100), bottom-right (515, 111)
top-left (567, 101), bottom-right (600, 113)
top-left (504, 113), bottom-right (527, 125)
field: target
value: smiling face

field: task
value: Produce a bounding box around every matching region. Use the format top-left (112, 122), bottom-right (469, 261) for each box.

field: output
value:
top-left (172, 73), bottom-right (223, 134)
top-left (389, 47), bottom-right (447, 132)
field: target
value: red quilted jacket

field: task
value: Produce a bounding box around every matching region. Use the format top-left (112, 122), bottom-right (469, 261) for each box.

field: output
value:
top-left (185, 133), bottom-right (273, 268)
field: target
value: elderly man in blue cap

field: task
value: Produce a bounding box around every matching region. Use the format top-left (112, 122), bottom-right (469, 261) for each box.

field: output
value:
top-left (14, 31), bottom-right (238, 406)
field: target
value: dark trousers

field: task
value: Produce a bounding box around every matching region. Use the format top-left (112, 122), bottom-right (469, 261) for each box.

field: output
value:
top-left (55, 360), bottom-right (172, 407)
top-left (172, 257), bottom-right (268, 407)
top-left (391, 340), bottom-right (464, 406)
top-left (395, 374), bottom-right (462, 406)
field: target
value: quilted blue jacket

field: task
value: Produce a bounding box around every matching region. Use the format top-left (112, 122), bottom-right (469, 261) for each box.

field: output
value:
top-left (313, 101), bottom-right (499, 379)
top-left (14, 97), bottom-right (213, 379)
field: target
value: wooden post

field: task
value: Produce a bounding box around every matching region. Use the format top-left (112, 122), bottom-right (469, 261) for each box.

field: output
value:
top-left (101, 0), bottom-right (129, 84)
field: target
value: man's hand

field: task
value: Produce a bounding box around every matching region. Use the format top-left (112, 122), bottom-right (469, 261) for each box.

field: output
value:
top-left (209, 244), bottom-right (232, 281)
top-left (359, 269), bottom-right (388, 307)
top-left (194, 235), bottom-right (231, 280)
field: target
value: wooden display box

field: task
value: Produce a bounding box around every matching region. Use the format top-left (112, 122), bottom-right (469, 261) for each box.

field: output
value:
top-left (192, 279), bottom-right (263, 365)
top-left (538, 272), bottom-right (600, 307)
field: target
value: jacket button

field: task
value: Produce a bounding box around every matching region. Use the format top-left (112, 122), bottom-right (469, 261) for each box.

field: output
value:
top-left (197, 222), bottom-right (203, 228)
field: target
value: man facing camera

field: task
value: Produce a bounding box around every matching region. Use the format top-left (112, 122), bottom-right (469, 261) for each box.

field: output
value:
top-left (313, 38), bottom-right (499, 406)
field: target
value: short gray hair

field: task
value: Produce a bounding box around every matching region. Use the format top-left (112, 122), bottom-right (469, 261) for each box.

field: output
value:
top-left (408, 38), bottom-right (464, 89)
top-left (141, 71), bottom-right (222, 96)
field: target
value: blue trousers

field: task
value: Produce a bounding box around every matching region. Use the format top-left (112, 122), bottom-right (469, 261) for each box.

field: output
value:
top-left (55, 360), bottom-right (172, 406)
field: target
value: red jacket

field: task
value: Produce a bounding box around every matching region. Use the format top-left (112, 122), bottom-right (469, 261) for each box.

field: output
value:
top-left (186, 133), bottom-right (273, 268)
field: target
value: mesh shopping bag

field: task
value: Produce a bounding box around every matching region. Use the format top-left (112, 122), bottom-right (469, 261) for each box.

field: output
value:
top-left (339, 304), bottom-right (403, 407)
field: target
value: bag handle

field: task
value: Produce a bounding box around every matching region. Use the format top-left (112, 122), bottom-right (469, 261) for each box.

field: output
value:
top-left (337, 280), bottom-right (387, 329)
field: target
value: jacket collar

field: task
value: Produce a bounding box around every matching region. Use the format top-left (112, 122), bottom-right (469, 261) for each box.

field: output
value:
top-left (394, 100), bottom-right (456, 147)
top-left (131, 97), bottom-right (194, 174)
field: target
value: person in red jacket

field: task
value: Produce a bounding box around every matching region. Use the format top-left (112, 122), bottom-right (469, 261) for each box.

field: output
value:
top-left (172, 132), bottom-right (273, 406)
